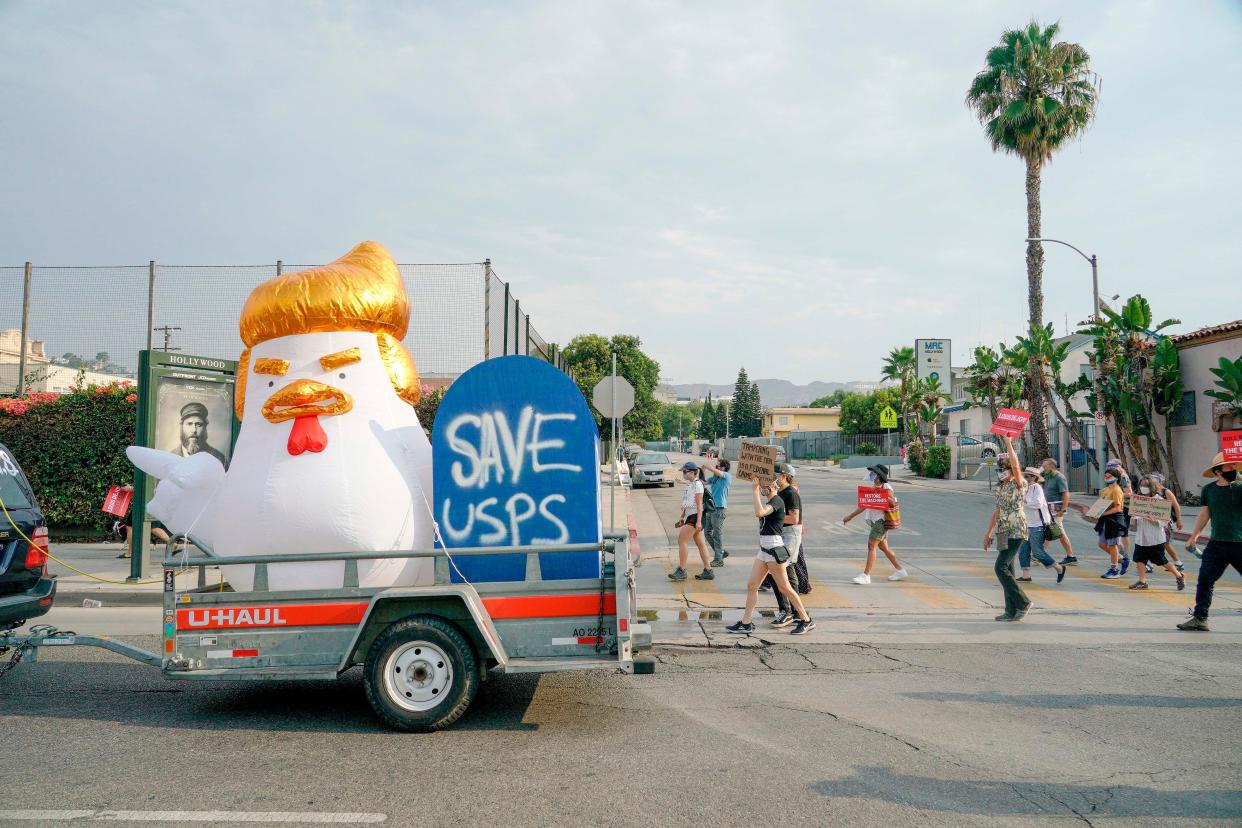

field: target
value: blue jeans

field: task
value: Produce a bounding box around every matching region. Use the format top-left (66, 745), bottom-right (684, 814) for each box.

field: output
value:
top-left (1018, 526), bottom-right (1056, 570)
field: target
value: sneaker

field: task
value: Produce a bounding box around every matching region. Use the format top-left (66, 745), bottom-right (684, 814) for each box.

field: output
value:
top-left (722, 550), bottom-right (730, 559)
top-left (667, 567), bottom-right (687, 581)
top-left (1016, 576), bottom-right (1032, 582)
top-left (1145, 562), bottom-right (1154, 573)
top-left (1177, 615), bottom-right (1209, 632)
top-left (1056, 565), bottom-right (1067, 584)
top-left (694, 568), bottom-right (714, 580)
top-left (1060, 555), bottom-right (1078, 566)
top-left (851, 573), bottom-right (871, 585)
top-left (1176, 575), bottom-right (1186, 591)
top-left (1129, 581), bottom-right (1149, 590)
top-left (771, 611), bottom-right (796, 628)
top-left (887, 568), bottom-right (908, 582)
top-left (1119, 556), bottom-right (1131, 576)
top-left (1011, 609), bottom-right (1027, 621)
top-left (710, 557), bottom-right (724, 568)
top-left (725, 620), bottom-right (755, 634)
top-left (1101, 567), bottom-right (1120, 579)
top-left (758, 583), bottom-right (772, 592)
top-left (790, 619), bottom-right (816, 635)
top-left (994, 612), bottom-right (1016, 621)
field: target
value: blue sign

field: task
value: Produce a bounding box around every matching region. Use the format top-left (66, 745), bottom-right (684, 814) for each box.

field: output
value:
top-left (432, 356), bottom-right (602, 582)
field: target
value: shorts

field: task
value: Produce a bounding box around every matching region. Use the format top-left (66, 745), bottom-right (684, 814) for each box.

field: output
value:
top-left (1097, 530), bottom-right (1120, 547)
top-left (1133, 543), bottom-right (1168, 566)
top-left (757, 545), bottom-right (789, 564)
top-left (868, 521), bottom-right (888, 541)
top-left (682, 513), bottom-right (698, 528)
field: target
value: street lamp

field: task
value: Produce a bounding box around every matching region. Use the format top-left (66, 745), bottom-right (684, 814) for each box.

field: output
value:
top-left (1026, 237), bottom-right (1100, 322)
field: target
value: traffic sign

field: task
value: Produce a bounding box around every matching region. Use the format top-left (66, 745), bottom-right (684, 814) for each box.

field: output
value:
top-left (879, 406), bottom-right (898, 429)
top-left (592, 376), bottom-right (635, 419)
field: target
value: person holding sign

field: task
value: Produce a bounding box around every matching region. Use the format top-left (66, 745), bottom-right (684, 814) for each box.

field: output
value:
top-left (1176, 452), bottom-right (1242, 632)
top-left (1129, 474), bottom-right (1185, 592)
top-left (981, 435), bottom-right (1032, 621)
top-left (1096, 469), bottom-right (1130, 580)
top-left (725, 478), bottom-right (814, 636)
top-left (668, 462), bottom-right (714, 582)
top-left (842, 464), bottom-right (907, 584)
top-left (1147, 473), bottom-right (1185, 573)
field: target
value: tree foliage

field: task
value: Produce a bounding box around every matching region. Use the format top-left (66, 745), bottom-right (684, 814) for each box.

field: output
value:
top-left (809, 389), bottom-right (848, 409)
top-left (880, 347), bottom-right (917, 439)
top-left (838, 388), bottom-right (901, 436)
top-left (563, 333), bottom-right (662, 440)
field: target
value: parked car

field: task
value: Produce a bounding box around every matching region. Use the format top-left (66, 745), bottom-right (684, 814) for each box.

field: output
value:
top-left (630, 452), bottom-right (675, 488)
top-left (957, 435), bottom-right (1000, 459)
top-left (0, 443), bottom-right (55, 630)
top-left (623, 444), bottom-right (644, 463)
top-left (775, 445), bottom-right (787, 463)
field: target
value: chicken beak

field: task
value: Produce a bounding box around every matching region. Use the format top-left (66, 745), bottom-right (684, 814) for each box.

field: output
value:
top-left (261, 379), bottom-right (353, 423)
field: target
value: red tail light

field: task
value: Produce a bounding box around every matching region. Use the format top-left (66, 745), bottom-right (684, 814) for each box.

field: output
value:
top-left (24, 526), bottom-right (49, 573)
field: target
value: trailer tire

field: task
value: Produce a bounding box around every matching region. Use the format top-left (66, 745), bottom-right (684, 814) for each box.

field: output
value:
top-left (363, 615), bottom-right (479, 732)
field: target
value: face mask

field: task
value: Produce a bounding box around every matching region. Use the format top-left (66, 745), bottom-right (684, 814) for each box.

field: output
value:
top-left (1139, 486), bottom-right (1151, 495)
top-left (1104, 477), bottom-right (1116, 486)
top-left (868, 473), bottom-right (879, 484)
top-left (1224, 469), bottom-right (1239, 483)
top-left (1043, 470), bottom-right (1054, 478)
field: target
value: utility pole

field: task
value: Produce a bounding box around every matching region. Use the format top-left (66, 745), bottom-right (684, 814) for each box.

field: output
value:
top-left (154, 325), bottom-right (182, 352)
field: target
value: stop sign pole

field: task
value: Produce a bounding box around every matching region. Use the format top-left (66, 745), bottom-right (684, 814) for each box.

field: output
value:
top-left (592, 355), bottom-right (635, 534)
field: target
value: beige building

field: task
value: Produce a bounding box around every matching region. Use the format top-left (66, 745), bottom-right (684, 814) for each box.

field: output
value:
top-left (0, 328), bottom-right (130, 394)
top-left (762, 406), bottom-right (841, 438)
top-left (1165, 320), bottom-right (1242, 491)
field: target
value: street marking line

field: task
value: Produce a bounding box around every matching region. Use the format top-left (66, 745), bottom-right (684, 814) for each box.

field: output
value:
top-left (798, 575), bottom-right (854, 609)
top-left (1062, 564), bottom-right (1194, 608)
top-left (659, 552), bottom-right (728, 607)
top-left (0, 812), bottom-right (387, 823)
top-left (888, 578), bottom-right (973, 609)
top-left (949, 562), bottom-right (1097, 609)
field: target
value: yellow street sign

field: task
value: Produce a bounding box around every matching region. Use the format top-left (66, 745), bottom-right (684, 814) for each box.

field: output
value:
top-left (879, 406), bottom-right (898, 429)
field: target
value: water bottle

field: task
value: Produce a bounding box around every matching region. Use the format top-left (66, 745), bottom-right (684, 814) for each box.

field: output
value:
top-left (1185, 541), bottom-right (1202, 559)
top-left (81, 598), bottom-right (103, 608)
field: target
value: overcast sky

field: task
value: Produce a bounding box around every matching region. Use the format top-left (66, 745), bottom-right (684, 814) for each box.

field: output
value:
top-left (2, 1), bottom-right (1239, 385)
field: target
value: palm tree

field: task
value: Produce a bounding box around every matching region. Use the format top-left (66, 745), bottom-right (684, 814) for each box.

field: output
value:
top-left (881, 346), bottom-right (917, 440)
top-left (916, 377), bottom-right (949, 444)
top-left (966, 20), bottom-right (1100, 460)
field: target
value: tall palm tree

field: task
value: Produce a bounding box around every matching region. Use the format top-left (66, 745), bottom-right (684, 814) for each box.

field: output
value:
top-left (881, 346), bottom-right (917, 440)
top-left (966, 19), bottom-right (1099, 460)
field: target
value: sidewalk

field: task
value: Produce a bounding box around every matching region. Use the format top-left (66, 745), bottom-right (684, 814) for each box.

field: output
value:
top-left (802, 461), bottom-right (1204, 540)
top-left (46, 541), bottom-right (214, 606)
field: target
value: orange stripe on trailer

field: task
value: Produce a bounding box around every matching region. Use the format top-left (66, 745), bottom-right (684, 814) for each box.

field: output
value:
top-left (176, 602), bottom-right (369, 631)
top-left (483, 594), bottom-right (616, 620)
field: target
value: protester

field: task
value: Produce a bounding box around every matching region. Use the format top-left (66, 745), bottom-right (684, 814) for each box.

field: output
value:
top-left (700, 459), bottom-right (732, 567)
top-left (1106, 459), bottom-right (1134, 561)
top-left (770, 463), bottom-right (805, 626)
top-left (1017, 467), bottom-right (1068, 584)
top-left (1096, 468), bottom-right (1130, 579)
top-left (1130, 474), bottom-right (1185, 591)
top-left (667, 462), bottom-right (713, 582)
top-left (982, 435), bottom-right (1031, 621)
top-left (1148, 473), bottom-right (1185, 573)
top-left (1041, 458), bottom-right (1077, 565)
top-left (725, 477), bottom-right (814, 636)
top-left (1177, 452), bottom-right (1242, 631)
top-left (843, 463), bottom-right (907, 584)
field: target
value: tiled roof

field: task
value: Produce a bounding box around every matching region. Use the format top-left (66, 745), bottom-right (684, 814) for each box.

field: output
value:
top-left (1171, 319), bottom-right (1242, 345)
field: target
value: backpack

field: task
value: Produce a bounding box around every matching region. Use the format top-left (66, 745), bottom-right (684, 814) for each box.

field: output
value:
top-left (701, 482), bottom-right (717, 513)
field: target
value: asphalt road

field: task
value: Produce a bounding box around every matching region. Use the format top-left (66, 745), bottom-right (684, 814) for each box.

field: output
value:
top-left (3, 463), bottom-right (1240, 827)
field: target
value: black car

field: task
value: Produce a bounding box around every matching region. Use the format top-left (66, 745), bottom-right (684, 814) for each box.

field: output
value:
top-left (0, 443), bottom-right (55, 630)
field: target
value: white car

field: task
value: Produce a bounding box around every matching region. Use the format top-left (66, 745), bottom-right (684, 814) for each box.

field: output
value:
top-left (958, 435), bottom-right (1000, 458)
top-left (630, 452), bottom-right (675, 488)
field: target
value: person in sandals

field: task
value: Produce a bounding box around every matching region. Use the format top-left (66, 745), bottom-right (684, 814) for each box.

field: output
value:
top-left (1129, 473), bottom-right (1185, 592)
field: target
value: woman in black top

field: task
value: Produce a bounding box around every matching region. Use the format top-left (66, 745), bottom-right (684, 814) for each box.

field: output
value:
top-left (726, 478), bottom-right (815, 635)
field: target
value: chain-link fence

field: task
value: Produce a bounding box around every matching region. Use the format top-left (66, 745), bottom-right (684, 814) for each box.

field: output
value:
top-left (2, 258), bottom-right (569, 395)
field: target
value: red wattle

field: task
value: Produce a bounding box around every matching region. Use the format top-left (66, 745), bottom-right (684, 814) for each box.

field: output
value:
top-left (287, 415), bottom-right (328, 455)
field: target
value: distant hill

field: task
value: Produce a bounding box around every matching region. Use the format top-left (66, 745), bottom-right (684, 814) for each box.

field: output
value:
top-left (663, 379), bottom-right (888, 407)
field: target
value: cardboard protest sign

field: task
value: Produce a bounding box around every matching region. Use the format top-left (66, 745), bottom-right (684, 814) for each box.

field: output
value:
top-left (101, 485), bottom-right (133, 517)
top-left (1084, 497), bottom-right (1114, 519)
top-left (1129, 494), bottom-right (1173, 522)
top-left (433, 355), bottom-right (602, 583)
top-left (1222, 430), bottom-right (1242, 463)
top-left (989, 408), bottom-right (1032, 439)
top-left (736, 442), bottom-right (777, 483)
top-left (858, 486), bottom-right (892, 510)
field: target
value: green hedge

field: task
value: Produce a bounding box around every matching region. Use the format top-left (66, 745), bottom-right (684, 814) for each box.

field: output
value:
top-left (922, 444), bottom-right (951, 479)
top-left (0, 383), bottom-right (136, 532)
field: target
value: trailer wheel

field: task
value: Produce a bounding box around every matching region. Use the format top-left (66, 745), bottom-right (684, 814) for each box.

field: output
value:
top-left (364, 615), bottom-right (479, 732)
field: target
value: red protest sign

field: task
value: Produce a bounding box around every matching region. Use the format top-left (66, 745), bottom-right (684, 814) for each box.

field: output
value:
top-left (102, 485), bottom-right (133, 517)
top-left (1222, 430), bottom-right (1242, 463)
top-left (990, 408), bottom-right (1031, 439)
top-left (858, 486), bottom-right (891, 510)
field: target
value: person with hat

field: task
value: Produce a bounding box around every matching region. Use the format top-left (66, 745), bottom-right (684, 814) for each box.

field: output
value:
top-left (1146, 473), bottom-right (1185, 573)
top-left (1129, 473), bottom-right (1185, 592)
top-left (174, 401), bottom-right (228, 467)
top-left (668, 462), bottom-right (714, 582)
top-left (1016, 466), bottom-right (1068, 584)
top-left (1176, 452), bottom-right (1242, 631)
top-left (768, 462), bottom-right (806, 625)
top-left (982, 434), bottom-right (1033, 620)
top-left (1105, 458), bottom-right (1135, 560)
top-left (842, 463), bottom-right (907, 585)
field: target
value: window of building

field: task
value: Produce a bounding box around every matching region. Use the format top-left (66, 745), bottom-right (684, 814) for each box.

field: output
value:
top-left (1170, 390), bottom-right (1196, 427)
top-left (778, 415), bottom-right (789, 425)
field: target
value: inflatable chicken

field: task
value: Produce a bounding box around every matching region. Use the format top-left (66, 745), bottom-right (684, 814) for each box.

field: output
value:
top-left (128, 241), bottom-right (434, 590)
